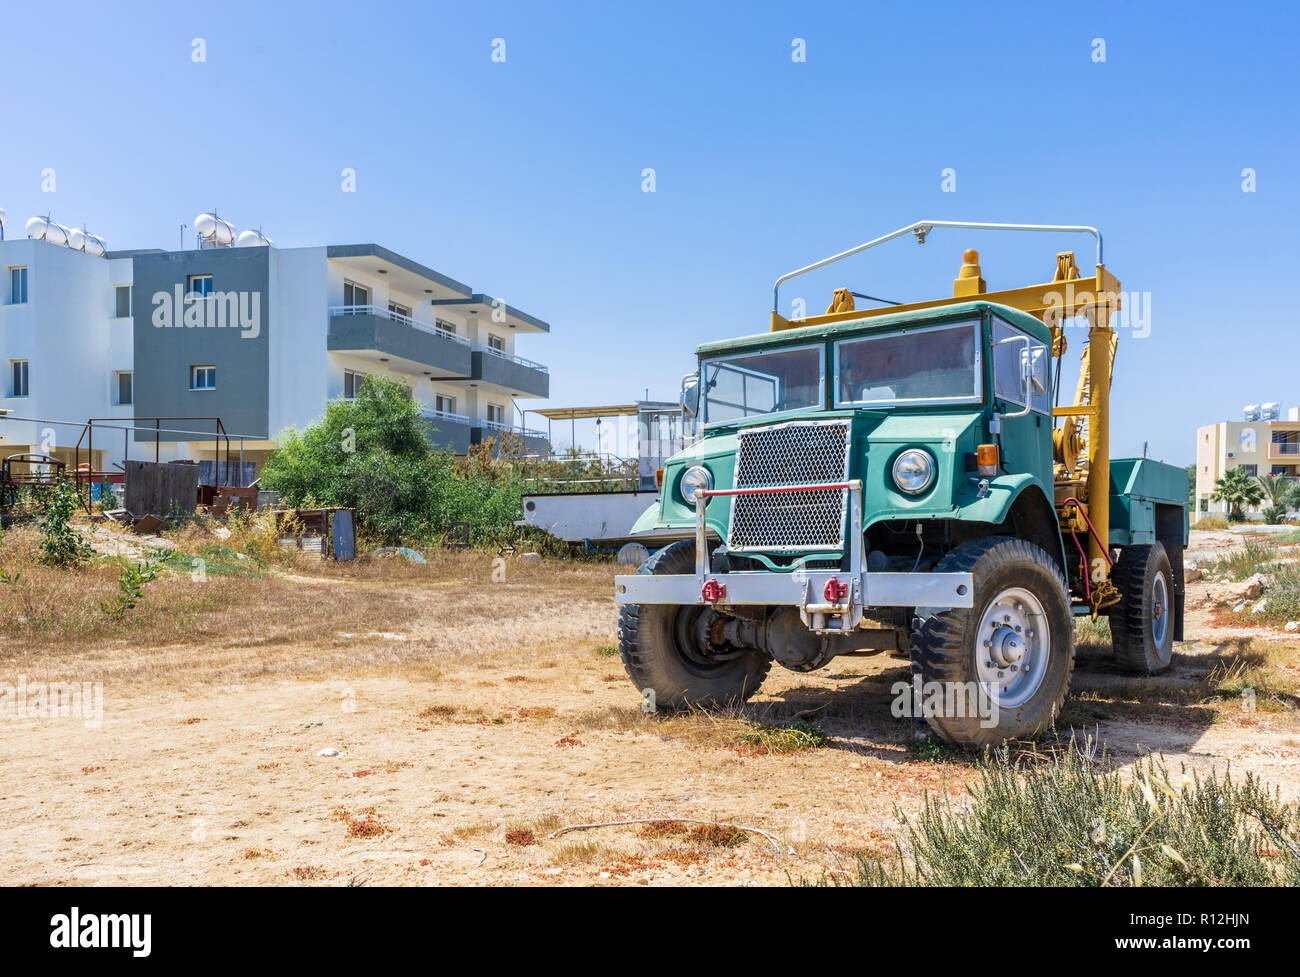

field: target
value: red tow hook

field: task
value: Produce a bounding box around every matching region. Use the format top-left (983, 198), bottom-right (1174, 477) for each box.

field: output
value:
top-left (701, 579), bottom-right (727, 604)
top-left (823, 577), bottom-right (849, 603)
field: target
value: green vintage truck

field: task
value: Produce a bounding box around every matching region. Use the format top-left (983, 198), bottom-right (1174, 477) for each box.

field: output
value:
top-left (614, 220), bottom-right (1188, 747)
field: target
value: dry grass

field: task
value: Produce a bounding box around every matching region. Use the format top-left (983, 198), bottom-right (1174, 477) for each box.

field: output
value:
top-left (0, 520), bottom-right (619, 692)
top-left (549, 840), bottom-right (624, 866)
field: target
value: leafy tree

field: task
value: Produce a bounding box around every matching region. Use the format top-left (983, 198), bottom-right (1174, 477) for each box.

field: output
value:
top-left (1211, 467), bottom-right (1264, 522)
top-left (259, 375), bottom-right (525, 546)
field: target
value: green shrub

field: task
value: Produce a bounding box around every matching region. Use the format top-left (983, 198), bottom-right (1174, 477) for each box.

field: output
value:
top-left (37, 478), bottom-right (91, 568)
top-left (836, 744), bottom-right (1299, 887)
top-left (259, 375), bottom-right (528, 547)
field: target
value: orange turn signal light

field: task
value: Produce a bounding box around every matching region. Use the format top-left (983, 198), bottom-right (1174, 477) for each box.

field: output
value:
top-left (656, 467), bottom-right (665, 489)
top-left (976, 444), bottom-right (999, 477)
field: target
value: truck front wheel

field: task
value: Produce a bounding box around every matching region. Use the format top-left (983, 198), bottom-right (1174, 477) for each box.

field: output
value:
top-left (618, 540), bottom-right (771, 709)
top-left (910, 536), bottom-right (1075, 747)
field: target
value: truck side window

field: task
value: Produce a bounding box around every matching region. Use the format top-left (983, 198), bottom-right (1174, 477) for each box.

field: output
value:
top-left (991, 319), bottom-right (1050, 415)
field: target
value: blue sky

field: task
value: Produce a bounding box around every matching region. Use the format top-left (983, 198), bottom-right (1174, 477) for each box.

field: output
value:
top-left (2, 0), bottom-right (1295, 462)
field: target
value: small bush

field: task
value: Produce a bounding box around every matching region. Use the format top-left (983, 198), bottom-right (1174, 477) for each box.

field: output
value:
top-left (838, 743), bottom-right (1300, 887)
top-left (101, 559), bottom-right (164, 617)
top-left (38, 479), bottom-right (90, 568)
top-left (1195, 515), bottom-right (1230, 530)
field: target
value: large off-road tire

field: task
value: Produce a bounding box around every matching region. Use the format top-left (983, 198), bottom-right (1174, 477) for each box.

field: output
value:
top-left (910, 536), bottom-right (1075, 748)
top-left (1108, 542), bottom-right (1175, 673)
top-left (618, 540), bottom-right (771, 709)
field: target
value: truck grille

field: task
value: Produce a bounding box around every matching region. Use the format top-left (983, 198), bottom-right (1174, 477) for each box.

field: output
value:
top-left (726, 419), bottom-right (851, 552)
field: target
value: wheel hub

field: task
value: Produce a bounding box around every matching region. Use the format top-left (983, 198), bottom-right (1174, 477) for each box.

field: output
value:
top-left (976, 587), bottom-right (1050, 709)
top-left (988, 624), bottom-right (1024, 667)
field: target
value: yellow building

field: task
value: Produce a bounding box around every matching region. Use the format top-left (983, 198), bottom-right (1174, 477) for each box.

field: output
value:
top-left (1194, 404), bottom-right (1300, 522)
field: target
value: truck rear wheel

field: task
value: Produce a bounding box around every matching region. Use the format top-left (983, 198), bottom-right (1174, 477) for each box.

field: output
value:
top-left (1108, 542), bottom-right (1175, 673)
top-left (910, 536), bottom-right (1075, 748)
top-left (617, 540), bottom-right (771, 709)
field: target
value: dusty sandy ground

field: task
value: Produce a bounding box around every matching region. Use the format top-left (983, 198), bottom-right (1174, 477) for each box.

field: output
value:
top-left (2, 531), bottom-right (1299, 886)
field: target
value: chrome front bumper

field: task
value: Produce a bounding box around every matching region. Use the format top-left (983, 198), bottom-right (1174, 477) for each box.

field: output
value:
top-left (612, 479), bottom-right (974, 632)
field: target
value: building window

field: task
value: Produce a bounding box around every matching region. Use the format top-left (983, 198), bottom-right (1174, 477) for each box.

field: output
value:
top-left (1239, 464), bottom-right (1258, 477)
top-left (435, 394), bottom-right (456, 415)
top-left (190, 365), bottom-right (216, 390)
top-left (187, 274), bottom-right (214, 298)
top-left (435, 318), bottom-right (456, 337)
top-left (488, 334), bottom-right (505, 352)
top-left (343, 369), bottom-right (366, 399)
top-left (115, 285), bottom-right (133, 318)
top-left (343, 281), bottom-right (369, 307)
top-left (8, 267), bottom-right (27, 305)
top-left (388, 301), bottom-right (411, 320)
top-left (114, 371), bottom-right (133, 405)
top-left (1199, 498), bottom-right (1209, 512)
top-left (487, 403), bottom-right (505, 425)
top-left (9, 360), bottom-right (28, 397)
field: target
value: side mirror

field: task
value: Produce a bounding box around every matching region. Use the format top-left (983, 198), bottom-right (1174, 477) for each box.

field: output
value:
top-left (680, 373), bottom-right (700, 419)
top-left (1022, 346), bottom-right (1049, 396)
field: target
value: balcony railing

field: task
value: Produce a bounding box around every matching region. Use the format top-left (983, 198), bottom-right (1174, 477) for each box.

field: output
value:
top-left (471, 343), bottom-right (548, 373)
top-left (418, 407), bottom-right (472, 425)
top-left (1268, 441), bottom-right (1300, 459)
top-left (330, 305), bottom-right (470, 345)
top-left (479, 418), bottom-right (547, 439)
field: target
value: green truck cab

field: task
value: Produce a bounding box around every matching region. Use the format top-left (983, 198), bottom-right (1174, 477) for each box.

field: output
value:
top-left (615, 221), bottom-right (1188, 747)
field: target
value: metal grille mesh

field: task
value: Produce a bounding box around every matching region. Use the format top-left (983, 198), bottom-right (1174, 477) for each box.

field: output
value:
top-left (727, 421), bottom-right (851, 552)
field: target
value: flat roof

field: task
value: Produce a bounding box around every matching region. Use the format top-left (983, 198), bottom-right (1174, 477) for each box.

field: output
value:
top-left (535, 401), bottom-right (677, 421)
top-left (326, 243), bottom-right (472, 296)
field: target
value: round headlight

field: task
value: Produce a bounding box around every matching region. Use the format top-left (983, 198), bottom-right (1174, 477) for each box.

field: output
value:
top-left (679, 466), bottom-right (713, 503)
top-left (892, 449), bottom-right (935, 495)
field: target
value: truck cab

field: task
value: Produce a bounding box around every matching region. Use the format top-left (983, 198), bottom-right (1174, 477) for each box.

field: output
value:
top-left (615, 222), bottom-right (1188, 747)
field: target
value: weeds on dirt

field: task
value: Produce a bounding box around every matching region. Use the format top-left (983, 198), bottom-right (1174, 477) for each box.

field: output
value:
top-left (823, 741), bottom-right (1300, 887)
top-left (100, 559), bottom-right (164, 617)
top-left (505, 829), bottom-right (536, 847)
top-left (594, 645), bottom-right (620, 657)
top-left (910, 736), bottom-right (966, 763)
top-left (737, 720), bottom-right (831, 755)
top-left (333, 807), bottom-right (392, 839)
top-left (1203, 540), bottom-right (1280, 581)
top-left (687, 824), bottom-right (749, 848)
top-left (1074, 615), bottom-right (1112, 647)
top-left (638, 820), bottom-right (688, 839)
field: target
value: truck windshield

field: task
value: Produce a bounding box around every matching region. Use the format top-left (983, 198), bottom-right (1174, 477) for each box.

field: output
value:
top-left (833, 321), bottom-right (980, 407)
top-left (701, 344), bottom-right (823, 425)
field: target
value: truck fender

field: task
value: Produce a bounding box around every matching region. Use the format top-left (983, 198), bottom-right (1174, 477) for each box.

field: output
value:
top-left (953, 476), bottom-right (1067, 575)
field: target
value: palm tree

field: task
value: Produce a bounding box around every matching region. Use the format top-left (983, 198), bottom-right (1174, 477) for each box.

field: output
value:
top-left (1255, 472), bottom-right (1292, 508)
top-left (1211, 468), bottom-right (1264, 521)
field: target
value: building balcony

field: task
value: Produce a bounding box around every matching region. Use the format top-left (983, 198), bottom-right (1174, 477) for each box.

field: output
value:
top-left (1268, 441), bottom-right (1300, 461)
top-left (418, 407), bottom-right (472, 454)
top-left (328, 305), bottom-right (471, 378)
top-left (471, 419), bottom-right (549, 457)
top-left (469, 345), bottom-right (549, 398)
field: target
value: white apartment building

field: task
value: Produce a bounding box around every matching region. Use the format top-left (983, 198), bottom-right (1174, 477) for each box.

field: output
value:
top-left (1, 220), bottom-right (550, 485)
